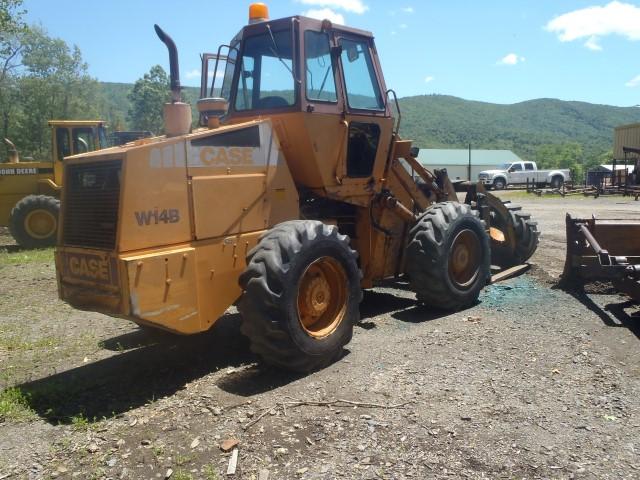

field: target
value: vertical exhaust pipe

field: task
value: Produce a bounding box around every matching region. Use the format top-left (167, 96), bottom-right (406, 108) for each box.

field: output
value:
top-left (154, 24), bottom-right (181, 103)
top-left (154, 24), bottom-right (192, 136)
top-left (4, 138), bottom-right (19, 163)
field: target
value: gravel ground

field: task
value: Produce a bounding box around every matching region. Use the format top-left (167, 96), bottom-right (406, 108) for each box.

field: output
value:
top-left (0, 193), bottom-right (639, 480)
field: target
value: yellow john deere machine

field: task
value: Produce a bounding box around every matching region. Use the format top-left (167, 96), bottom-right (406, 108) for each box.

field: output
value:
top-left (55, 4), bottom-right (538, 371)
top-left (1, 120), bottom-right (107, 247)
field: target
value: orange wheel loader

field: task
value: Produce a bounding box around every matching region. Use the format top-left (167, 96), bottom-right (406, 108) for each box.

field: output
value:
top-left (55, 4), bottom-right (538, 372)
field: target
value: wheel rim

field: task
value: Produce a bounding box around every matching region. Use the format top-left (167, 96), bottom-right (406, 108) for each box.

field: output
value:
top-left (24, 209), bottom-right (57, 239)
top-left (448, 229), bottom-right (481, 289)
top-left (297, 256), bottom-right (348, 338)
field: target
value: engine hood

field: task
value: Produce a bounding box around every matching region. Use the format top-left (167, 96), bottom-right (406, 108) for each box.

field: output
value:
top-left (478, 169), bottom-right (506, 176)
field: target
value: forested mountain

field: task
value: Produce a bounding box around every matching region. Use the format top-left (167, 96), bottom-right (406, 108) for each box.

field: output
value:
top-left (398, 94), bottom-right (640, 164)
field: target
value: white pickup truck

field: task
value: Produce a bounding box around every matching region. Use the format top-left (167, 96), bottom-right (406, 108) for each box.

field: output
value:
top-left (478, 161), bottom-right (571, 190)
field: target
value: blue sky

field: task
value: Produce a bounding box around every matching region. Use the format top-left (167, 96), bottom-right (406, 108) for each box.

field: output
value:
top-left (23, 0), bottom-right (640, 106)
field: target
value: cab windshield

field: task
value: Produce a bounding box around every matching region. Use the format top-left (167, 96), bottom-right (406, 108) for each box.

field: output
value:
top-left (234, 27), bottom-right (296, 110)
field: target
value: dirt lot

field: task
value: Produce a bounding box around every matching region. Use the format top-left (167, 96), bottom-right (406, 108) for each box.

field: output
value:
top-left (1, 193), bottom-right (639, 480)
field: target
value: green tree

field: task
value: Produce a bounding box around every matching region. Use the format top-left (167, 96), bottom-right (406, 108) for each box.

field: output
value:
top-left (127, 65), bottom-right (169, 133)
top-left (0, 0), bottom-right (26, 155)
top-left (535, 143), bottom-right (585, 181)
top-left (15, 25), bottom-right (100, 158)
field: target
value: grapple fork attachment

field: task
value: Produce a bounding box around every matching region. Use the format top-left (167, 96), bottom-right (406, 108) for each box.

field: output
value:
top-left (561, 214), bottom-right (640, 301)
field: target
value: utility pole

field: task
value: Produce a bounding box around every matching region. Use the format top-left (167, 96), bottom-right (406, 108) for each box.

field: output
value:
top-left (468, 143), bottom-right (472, 181)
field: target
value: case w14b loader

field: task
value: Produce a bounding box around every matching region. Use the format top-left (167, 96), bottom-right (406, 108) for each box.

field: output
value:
top-left (55, 4), bottom-right (538, 371)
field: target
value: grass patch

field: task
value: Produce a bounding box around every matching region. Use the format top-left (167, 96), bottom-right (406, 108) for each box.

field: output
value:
top-left (173, 470), bottom-right (194, 480)
top-left (0, 326), bottom-right (58, 352)
top-left (0, 387), bottom-right (36, 421)
top-left (71, 413), bottom-right (92, 431)
top-left (0, 247), bottom-right (54, 266)
top-left (203, 465), bottom-right (220, 480)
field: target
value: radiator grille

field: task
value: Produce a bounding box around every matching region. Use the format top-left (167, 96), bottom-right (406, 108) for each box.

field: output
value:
top-left (63, 160), bottom-right (122, 249)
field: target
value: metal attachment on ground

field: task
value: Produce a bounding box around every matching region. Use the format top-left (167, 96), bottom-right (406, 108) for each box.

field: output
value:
top-left (560, 213), bottom-right (640, 301)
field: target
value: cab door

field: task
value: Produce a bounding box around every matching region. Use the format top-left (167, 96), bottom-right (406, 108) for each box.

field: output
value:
top-left (334, 34), bottom-right (393, 190)
top-left (508, 162), bottom-right (526, 183)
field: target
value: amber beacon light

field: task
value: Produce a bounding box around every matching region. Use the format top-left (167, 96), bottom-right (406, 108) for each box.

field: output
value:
top-left (249, 3), bottom-right (269, 23)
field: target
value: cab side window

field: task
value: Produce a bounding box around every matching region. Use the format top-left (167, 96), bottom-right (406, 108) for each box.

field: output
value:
top-left (56, 128), bottom-right (70, 160)
top-left (524, 162), bottom-right (534, 171)
top-left (305, 31), bottom-right (337, 102)
top-left (510, 163), bottom-right (523, 171)
top-left (339, 38), bottom-right (384, 110)
top-left (72, 128), bottom-right (96, 154)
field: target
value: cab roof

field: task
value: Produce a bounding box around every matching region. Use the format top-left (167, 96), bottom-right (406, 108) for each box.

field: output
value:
top-left (237, 15), bottom-right (375, 40)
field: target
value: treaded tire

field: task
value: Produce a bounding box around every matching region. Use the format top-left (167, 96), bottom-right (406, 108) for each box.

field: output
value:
top-left (550, 176), bottom-right (563, 189)
top-left (406, 202), bottom-right (491, 311)
top-left (238, 220), bottom-right (362, 372)
top-left (9, 195), bottom-right (60, 248)
top-left (493, 178), bottom-right (506, 190)
top-left (491, 203), bottom-right (539, 267)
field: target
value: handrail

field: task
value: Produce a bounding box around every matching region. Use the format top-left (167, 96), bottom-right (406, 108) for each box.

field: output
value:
top-left (385, 89), bottom-right (401, 135)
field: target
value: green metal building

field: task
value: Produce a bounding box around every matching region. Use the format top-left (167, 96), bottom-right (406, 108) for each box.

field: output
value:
top-left (417, 149), bottom-right (523, 181)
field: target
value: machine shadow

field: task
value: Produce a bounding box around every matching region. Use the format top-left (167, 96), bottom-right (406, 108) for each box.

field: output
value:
top-left (358, 288), bottom-right (450, 325)
top-left (567, 288), bottom-right (640, 341)
top-left (16, 313), bottom-right (260, 424)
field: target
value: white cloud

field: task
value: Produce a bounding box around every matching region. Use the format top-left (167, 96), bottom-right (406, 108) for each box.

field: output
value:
top-left (546, 1), bottom-right (640, 51)
top-left (424, 76), bottom-right (434, 83)
top-left (402, 6), bottom-right (414, 13)
top-left (184, 69), bottom-right (223, 80)
top-left (304, 8), bottom-right (345, 24)
top-left (584, 36), bottom-right (603, 50)
top-left (626, 74), bottom-right (640, 87)
top-left (498, 53), bottom-right (525, 65)
top-left (399, 23), bottom-right (408, 29)
top-left (298, 0), bottom-right (368, 14)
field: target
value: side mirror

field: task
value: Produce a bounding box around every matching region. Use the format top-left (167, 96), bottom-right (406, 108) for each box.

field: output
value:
top-left (346, 45), bottom-right (359, 62)
top-left (508, 167), bottom-right (515, 173)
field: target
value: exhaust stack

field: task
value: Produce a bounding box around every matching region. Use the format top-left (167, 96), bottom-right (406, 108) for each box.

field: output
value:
top-left (4, 138), bottom-right (19, 163)
top-left (154, 24), bottom-right (192, 137)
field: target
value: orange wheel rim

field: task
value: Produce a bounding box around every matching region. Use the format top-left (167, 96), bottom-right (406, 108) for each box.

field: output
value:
top-left (24, 209), bottom-right (57, 239)
top-left (448, 229), bottom-right (481, 288)
top-left (297, 256), bottom-right (348, 338)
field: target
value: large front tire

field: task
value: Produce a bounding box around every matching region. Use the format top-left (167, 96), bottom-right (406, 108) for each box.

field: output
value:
top-left (238, 221), bottom-right (362, 372)
top-left (9, 195), bottom-right (60, 248)
top-left (406, 202), bottom-right (491, 311)
top-left (491, 203), bottom-right (539, 267)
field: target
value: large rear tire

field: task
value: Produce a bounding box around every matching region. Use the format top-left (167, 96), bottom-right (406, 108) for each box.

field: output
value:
top-left (9, 195), bottom-right (60, 248)
top-left (406, 202), bottom-right (491, 311)
top-left (491, 203), bottom-right (539, 267)
top-left (238, 221), bottom-right (362, 372)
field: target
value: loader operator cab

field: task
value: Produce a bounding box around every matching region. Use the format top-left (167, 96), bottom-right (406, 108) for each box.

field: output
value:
top-left (202, 17), bottom-right (389, 117)
top-left (199, 10), bottom-right (395, 193)
top-left (51, 121), bottom-right (107, 161)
